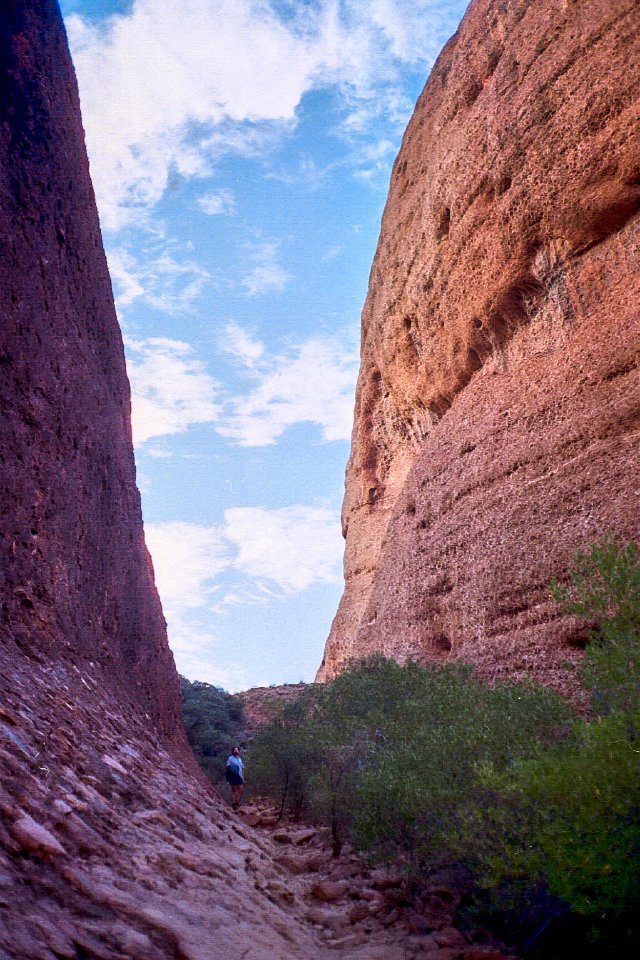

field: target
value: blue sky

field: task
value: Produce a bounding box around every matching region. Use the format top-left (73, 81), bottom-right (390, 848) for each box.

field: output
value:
top-left (60, 0), bottom-right (467, 691)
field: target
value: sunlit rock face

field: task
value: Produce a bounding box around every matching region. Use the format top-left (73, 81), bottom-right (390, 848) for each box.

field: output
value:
top-left (318, 0), bottom-right (640, 691)
top-left (0, 0), bottom-right (181, 741)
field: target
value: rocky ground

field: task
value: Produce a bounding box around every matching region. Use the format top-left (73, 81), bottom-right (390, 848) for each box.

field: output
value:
top-left (0, 649), bottom-right (517, 960)
top-left (237, 798), bottom-right (518, 960)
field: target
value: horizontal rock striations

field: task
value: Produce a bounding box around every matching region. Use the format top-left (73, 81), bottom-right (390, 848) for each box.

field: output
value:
top-left (0, 0), bottom-right (181, 742)
top-left (318, 0), bottom-right (640, 690)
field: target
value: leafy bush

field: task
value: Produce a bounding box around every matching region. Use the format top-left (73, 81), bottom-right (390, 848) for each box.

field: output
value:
top-left (552, 535), bottom-right (640, 716)
top-left (249, 538), bottom-right (640, 953)
top-left (472, 537), bottom-right (640, 950)
top-left (180, 677), bottom-right (244, 781)
top-left (248, 655), bottom-right (569, 867)
top-left (352, 662), bottom-right (570, 874)
top-left (248, 691), bottom-right (324, 820)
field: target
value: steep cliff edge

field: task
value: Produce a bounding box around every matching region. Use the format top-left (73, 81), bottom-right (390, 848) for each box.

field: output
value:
top-left (0, 5), bottom-right (350, 957)
top-left (0, 0), bottom-right (182, 742)
top-left (318, 0), bottom-right (640, 689)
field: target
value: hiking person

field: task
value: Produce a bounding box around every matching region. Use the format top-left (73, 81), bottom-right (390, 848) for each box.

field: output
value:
top-left (225, 745), bottom-right (244, 809)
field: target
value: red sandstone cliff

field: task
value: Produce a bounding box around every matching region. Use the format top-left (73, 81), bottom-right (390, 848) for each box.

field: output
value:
top-left (318, 0), bottom-right (640, 689)
top-left (0, 0), bottom-right (183, 742)
top-left (0, 5), bottom-right (347, 957)
top-left (1, 7), bottom-right (456, 957)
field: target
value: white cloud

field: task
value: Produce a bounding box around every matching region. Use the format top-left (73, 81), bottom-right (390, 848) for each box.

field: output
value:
top-left (125, 337), bottom-right (219, 444)
top-left (197, 188), bottom-right (236, 216)
top-left (353, 136), bottom-right (396, 180)
top-left (267, 154), bottom-right (339, 190)
top-left (146, 507), bottom-right (342, 607)
top-left (145, 505), bottom-right (343, 687)
top-left (66, 0), bottom-right (459, 229)
top-left (107, 247), bottom-right (145, 307)
top-left (145, 521), bottom-right (242, 687)
top-left (224, 506), bottom-right (343, 593)
top-left (145, 521), bottom-right (229, 611)
top-left (239, 241), bottom-right (291, 296)
top-left (219, 333), bottom-right (358, 445)
top-left (163, 615), bottom-right (251, 691)
top-left (125, 326), bottom-right (356, 449)
top-left (107, 241), bottom-right (211, 315)
top-left (222, 322), bottom-right (265, 367)
top-left (144, 447), bottom-right (174, 459)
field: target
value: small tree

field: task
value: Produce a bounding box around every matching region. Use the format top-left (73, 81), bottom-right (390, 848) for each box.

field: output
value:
top-left (249, 690), bottom-right (323, 820)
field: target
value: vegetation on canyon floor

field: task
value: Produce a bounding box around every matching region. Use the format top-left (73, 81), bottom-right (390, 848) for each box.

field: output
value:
top-left (183, 537), bottom-right (640, 956)
top-left (180, 676), bottom-right (244, 782)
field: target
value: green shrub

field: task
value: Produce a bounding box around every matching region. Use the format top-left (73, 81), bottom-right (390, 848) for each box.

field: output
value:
top-left (248, 655), bottom-right (569, 869)
top-left (352, 663), bottom-right (570, 874)
top-left (248, 537), bottom-right (640, 952)
top-left (248, 691), bottom-right (324, 819)
top-left (471, 537), bottom-right (640, 949)
top-left (552, 535), bottom-right (640, 716)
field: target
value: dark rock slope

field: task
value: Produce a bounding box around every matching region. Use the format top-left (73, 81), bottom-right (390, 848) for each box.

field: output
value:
top-left (318, 0), bottom-right (640, 690)
top-left (0, 0), bottom-right (180, 740)
top-left (0, 4), bottom-right (352, 957)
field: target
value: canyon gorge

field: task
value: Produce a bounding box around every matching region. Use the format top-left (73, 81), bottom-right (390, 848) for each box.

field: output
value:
top-left (1, 0), bottom-right (639, 957)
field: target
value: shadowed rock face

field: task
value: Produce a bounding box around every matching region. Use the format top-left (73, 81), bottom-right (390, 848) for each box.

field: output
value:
top-left (0, 0), bottom-right (181, 740)
top-left (0, 6), bottom-right (349, 957)
top-left (318, 0), bottom-right (640, 690)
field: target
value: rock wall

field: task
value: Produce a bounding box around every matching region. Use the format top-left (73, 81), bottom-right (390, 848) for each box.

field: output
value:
top-left (0, 5), bottom-right (336, 956)
top-left (0, 0), bottom-right (181, 741)
top-left (318, 0), bottom-right (640, 690)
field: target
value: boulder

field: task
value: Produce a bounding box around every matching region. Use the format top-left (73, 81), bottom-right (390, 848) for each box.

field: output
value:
top-left (349, 902), bottom-right (371, 924)
top-left (309, 879), bottom-right (349, 902)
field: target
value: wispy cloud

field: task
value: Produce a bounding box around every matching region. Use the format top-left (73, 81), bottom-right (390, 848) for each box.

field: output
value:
top-left (67, 0), bottom-right (462, 229)
top-left (107, 240), bottom-right (211, 314)
top-left (218, 330), bottom-right (358, 445)
top-left (239, 241), bottom-right (291, 297)
top-left (267, 155), bottom-right (340, 190)
top-left (353, 137), bottom-right (397, 180)
top-left (124, 326), bottom-right (356, 449)
top-left (197, 188), bottom-right (236, 216)
top-left (159, 614), bottom-right (251, 691)
top-left (145, 521), bottom-right (229, 609)
top-left (125, 337), bottom-right (219, 444)
top-left (225, 506), bottom-right (343, 593)
top-left (145, 520), bottom-right (245, 687)
top-left (147, 508), bottom-right (342, 605)
top-left (221, 322), bottom-right (265, 367)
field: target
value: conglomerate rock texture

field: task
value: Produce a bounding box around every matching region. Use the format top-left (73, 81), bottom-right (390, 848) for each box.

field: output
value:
top-left (318, 0), bottom-right (640, 689)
